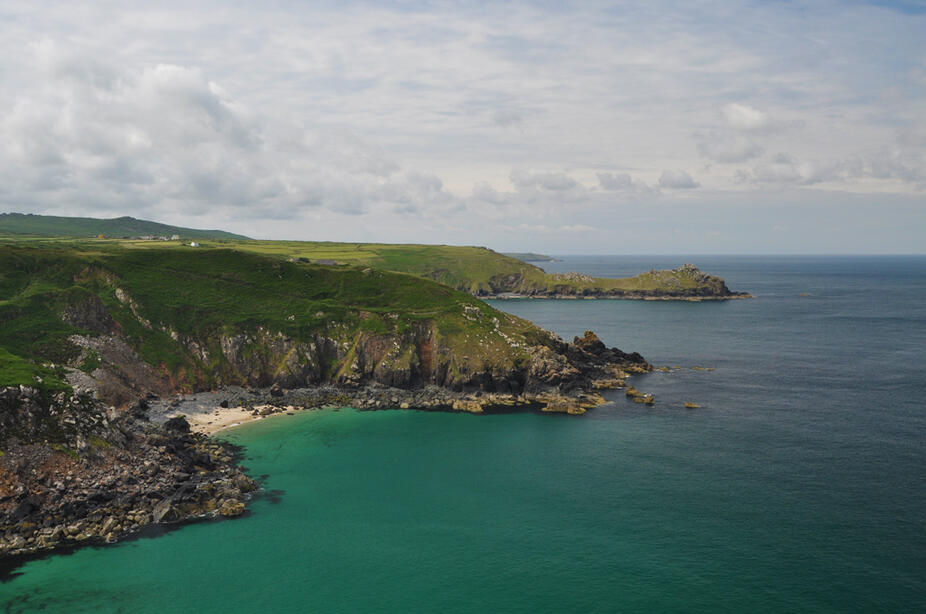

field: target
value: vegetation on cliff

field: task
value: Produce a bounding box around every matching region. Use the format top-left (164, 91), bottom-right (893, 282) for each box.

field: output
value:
top-left (0, 213), bottom-right (749, 299)
top-left (0, 243), bottom-right (646, 410)
top-left (0, 233), bottom-right (655, 562)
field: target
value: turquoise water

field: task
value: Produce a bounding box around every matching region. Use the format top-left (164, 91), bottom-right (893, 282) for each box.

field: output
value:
top-left (2, 256), bottom-right (925, 612)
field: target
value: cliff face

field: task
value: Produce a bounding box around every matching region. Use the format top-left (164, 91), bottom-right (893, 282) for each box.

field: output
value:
top-left (0, 387), bottom-right (257, 559)
top-left (0, 246), bottom-right (653, 562)
top-left (0, 246), bottom-right (647, 408)
top-left (69, 307), bottom-right (647, 409)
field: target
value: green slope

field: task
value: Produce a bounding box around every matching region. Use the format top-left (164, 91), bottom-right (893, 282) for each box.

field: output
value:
top-left (0, 212), bottom-right (248, 240)
top-left (215, 240), bottom-right (744, 298)
top-left (0, 213), bottom-right (746, 298)
top-left (0, 242), bottom-right (553, 394)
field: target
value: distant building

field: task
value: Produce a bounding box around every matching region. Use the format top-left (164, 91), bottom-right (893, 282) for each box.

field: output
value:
top-left (170, 234), bottom-right (180, 241)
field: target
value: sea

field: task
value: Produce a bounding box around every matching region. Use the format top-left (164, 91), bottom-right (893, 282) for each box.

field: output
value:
top-left (1, 255), bottom-right (924, 613)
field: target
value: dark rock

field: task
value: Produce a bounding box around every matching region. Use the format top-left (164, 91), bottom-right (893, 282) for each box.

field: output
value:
top-left (218, 499), bottom-right (245, 517)
top-left (574, 330), bottom-right (607, 355)
top-left (164, 416), bottom-right (191, 434)
top-left (152, 500), bottom-right (179, 524)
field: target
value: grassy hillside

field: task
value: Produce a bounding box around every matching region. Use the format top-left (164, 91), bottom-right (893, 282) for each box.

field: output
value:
top-left (0, 212), bottom-right (248, 240)
top-left (0, 213), bottom-right (746, 297)
top-left (213, 240), bottom-right (742, 297)
top-left (0, 241), bottom-right (553, 395)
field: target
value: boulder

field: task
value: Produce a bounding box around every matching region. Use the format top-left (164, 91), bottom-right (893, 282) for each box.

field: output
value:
top-left (573, 330), bottom-right (607, 355)
top-left (164, 415), bottom-right (190, 434)
top-left (152, 500), bottom-right (179, 524)
top-left (218, 499), bottom-right (245, 517)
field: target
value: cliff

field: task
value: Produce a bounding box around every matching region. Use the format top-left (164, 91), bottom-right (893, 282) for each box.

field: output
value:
top-left (0, 245), bottom-right (650, 403)
top-left (480, 263), bottom-right (751, 299)
top-left (0, 244), bottom-right (650, 560)
top-left (0, 386), bottom-right (257, 559)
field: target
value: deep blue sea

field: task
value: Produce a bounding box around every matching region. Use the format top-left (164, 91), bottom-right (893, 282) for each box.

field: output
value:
top-left (1, 255), bottom-right (924, 612)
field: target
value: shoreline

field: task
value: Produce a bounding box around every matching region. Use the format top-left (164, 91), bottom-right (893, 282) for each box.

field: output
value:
top-left (480, 293), bottom-right (753, 301)
top-left (147, 376), bottom-right (651, 437)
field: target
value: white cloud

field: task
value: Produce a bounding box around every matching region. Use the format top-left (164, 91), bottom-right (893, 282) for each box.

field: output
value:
top-left (740, 150), bottom-right (925, 188)
top-left (0, 1), bottom-right (923, 252)
top-left (658, 169), bottom-right (699, 189)
top-left (515, 223), bottom-right (596, 234)
top-left (472, 181), bottom-right (507, 204)
top-left (0, 40), bottom-right (459, 220)
top-left (509, 169), bottom-right (578, 191)
top-left (596, 172), bottom-right (633, 190)
top-left (493, 109), bottom-right (523, 127)
top-left (722, 103), bottom-right (769, 131)
top-left (696, 132), bottom-right (765, 163)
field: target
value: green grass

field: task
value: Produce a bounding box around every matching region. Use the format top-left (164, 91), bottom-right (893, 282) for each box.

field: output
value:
top-left (0, 241), bottom-right (553, 393)
top-left (0, 346), bottom-right (70, 391)
top-left (0, 212), bottom-right (247, 240)
top-left (0, 220), bottom-right (732, 297)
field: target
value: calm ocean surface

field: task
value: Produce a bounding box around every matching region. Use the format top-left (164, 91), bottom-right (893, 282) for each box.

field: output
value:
top-left (2, 255), bottom-right (924, 612)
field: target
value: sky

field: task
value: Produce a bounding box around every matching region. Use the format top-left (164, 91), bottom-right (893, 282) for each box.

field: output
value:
top-left (1, 0), bottom-right (924, 254)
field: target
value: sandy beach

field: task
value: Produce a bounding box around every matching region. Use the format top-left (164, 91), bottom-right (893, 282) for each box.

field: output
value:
top-left (147, 387), bottom-right (305, 435)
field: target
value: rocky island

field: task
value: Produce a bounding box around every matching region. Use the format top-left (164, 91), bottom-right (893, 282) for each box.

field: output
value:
top-left (0, 242), bottom-right (650, 561)
top-left (474, 263), bottom-right (751, 300)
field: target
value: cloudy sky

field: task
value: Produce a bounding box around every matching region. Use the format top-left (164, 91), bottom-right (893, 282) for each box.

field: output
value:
top-left (1, 1), bottom-right (924, 253)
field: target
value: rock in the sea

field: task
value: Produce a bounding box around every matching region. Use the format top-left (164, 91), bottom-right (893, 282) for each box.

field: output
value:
top-left (591, 378), bottom-right (625, 390)
top-left (451, 399), bottom-right (484, 413)
top-left (218, 499), bottom-right (245, 517)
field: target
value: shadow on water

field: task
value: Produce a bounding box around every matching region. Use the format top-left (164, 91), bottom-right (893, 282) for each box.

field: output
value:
top-left (0, 481), bottom-right (286, 583)
top-left (0, 518), bottom-right (203, 583)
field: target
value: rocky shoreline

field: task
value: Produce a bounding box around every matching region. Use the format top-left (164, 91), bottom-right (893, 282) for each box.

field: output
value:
top-left (0, 388), bottom-right (258, 562)
top-left (150, 377), bottom-right (639, 436)
top-left (480, 292), bottom-right (752, 300)
top-left (476, 264), bottom-right (753, 300)
top-left (1, 331), bottom-right (649, 565)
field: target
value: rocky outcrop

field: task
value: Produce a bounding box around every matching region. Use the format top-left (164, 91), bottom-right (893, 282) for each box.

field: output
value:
top-left (63, 289), bottom-right (648, 411)
top-left (0, 245), bottom-right (660, 566)
top-left (0, 326), bottom-right (648, 563)
top-left (0, 388), bottom-right (257, 559)
top-left (476, 264), bottom-right (751, 300)
top-left (158, 330), bottom-right (650, 418)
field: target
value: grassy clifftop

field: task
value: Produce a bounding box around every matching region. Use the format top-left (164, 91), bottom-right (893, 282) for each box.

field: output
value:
top-left (0, 242), bottom-right (556, 398)
top-left (213, 240), bottom-right (747, 298)
top-left (0, 212), bottom-right (748, 298)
